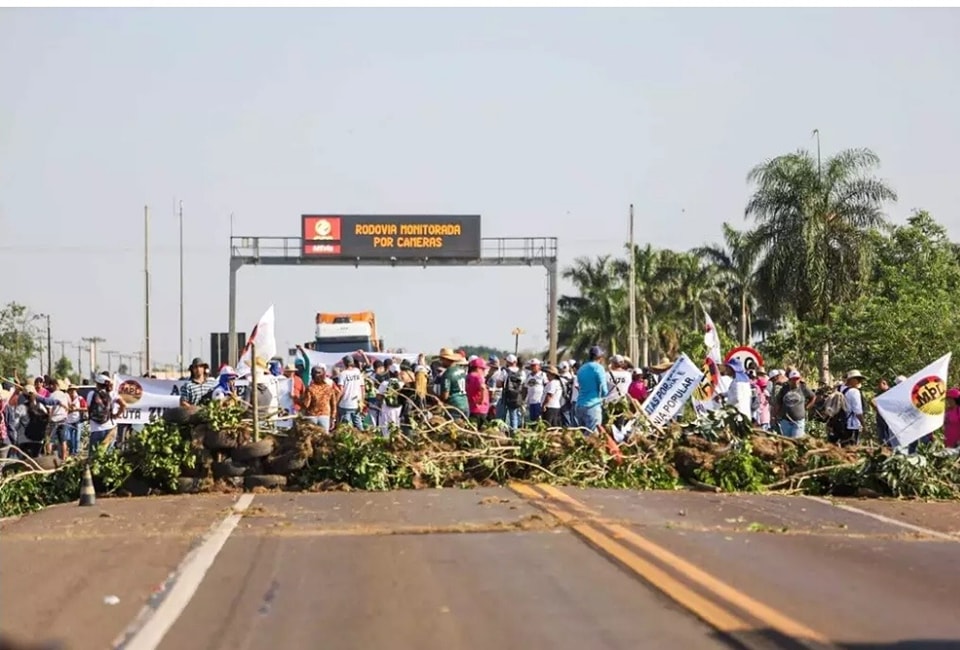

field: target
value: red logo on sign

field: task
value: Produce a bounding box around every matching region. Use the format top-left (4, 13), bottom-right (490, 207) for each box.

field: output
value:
top-left (302, 216), bottom-right (342, 256)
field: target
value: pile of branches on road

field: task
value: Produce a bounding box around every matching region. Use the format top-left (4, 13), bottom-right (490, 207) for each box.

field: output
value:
top-left (4, 399), bottom-right (960, 519)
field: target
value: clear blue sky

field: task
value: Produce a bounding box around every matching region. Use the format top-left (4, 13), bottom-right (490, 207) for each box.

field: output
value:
top-left (2, 8), bottom-right (958, 373)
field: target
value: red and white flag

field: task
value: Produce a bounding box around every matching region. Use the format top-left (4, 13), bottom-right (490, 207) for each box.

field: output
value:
top-left (236, 305), bottom-right (277, 375)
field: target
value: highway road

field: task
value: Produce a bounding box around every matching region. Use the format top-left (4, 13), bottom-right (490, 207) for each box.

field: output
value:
top-left (2, 487), bottom-right (960, 650)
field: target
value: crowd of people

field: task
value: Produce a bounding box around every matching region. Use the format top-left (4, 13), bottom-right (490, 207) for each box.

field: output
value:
top-left (4, 344), bottom-right (959, 463)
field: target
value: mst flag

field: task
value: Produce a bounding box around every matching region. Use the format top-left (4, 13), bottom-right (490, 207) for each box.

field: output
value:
top-left (236, 305), bottom-right (277, 376)
top-left (875, 353), bottom-right (952, 448)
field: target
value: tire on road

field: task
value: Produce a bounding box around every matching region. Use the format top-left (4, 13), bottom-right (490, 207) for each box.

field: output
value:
top-left (244, 474), bottom-right (287, 490)
top-left (266, 450), bottom-right (307, 474)
top-left (212, 459), bottom-right (248, 479)
top-left (177, 476), bottom-right (202, 494)
top-left (204, 428), bottom-right (240, 451)
top-left (233, 437), bottom-right (275, 462)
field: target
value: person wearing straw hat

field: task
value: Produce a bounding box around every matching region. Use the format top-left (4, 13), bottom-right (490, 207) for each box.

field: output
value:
top-left (437, 348), bottom-right (469, 420)
top-left (282, 362), bottom-right (306, 413)
top-left (541, 365), bottom-right (564, 427)
top-left (836, 369), bottom-right (866, 447)
top-left (64, 383), bottom-right (87, 456)
top-left (43, 377), bottom-right (71, 459)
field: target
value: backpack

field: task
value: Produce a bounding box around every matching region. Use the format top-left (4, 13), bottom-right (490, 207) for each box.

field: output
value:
top-left (503, 371), bottom-right (523, 408)
top-left (384, 378), bottom-right (402, 408)
top-left (88, 388), bottom-right (111, 424)
top-left (825, 387), bottom-right (850, 436)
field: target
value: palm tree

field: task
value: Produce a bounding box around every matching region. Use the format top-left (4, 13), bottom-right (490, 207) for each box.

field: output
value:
top-left (558, 255), bottom-right (625, 359)
top-left (695, 223), bottom-right (759, 345)
top-left (615, 244), bottom-right (674, 366)
top-left (744, 147), bottom-right (897, 381)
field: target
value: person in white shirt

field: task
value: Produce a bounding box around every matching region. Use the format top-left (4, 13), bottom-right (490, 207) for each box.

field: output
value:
top-left (65, 385), bottom-right (86, 456)
top-left (559, 361), bottom-right (577, 426)
top-left (43, 377), bottom-right (71, 459)
top-left (524, 359), bottom-right (546, 422)
top-left (606, 355), bottom-right (632, 402)
top-left (840, 369), bottom-right (866, 447)
top-left (337, 355), bottom-right (365, 429)
top-left (541, 365), bottom-right (564, 427)
top-left (377, 367), bottom-right (403, 438)
top-left (722, 358), bottom-right (753, 419)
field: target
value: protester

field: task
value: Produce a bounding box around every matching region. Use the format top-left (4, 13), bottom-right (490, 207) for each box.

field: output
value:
top-left (466, 357), bottom-right (490, 428)
top-left (775, 370), bottom-right (815, 438)
top-left (282, 362), bottom-right (305, 412)
top-left (559, 361), bottom-right (577, 427)
top-left (499, 354), bottom-right (525, 431)
top-left (211, 365), bottom-right (239, 402)
top-left (337, 355), bottom-right (365, 428)
top-left (542, 365), bottom-right (564, 427)
top-left (575, 346), bottom-right (609, 434)
top-left (525, 359), bottom-right (546, 422)
top-left (377, 366), bottom-right (404, 437)
top-left (628, 368), bottom-right (649, 403)
top-left (873, 378), bottom-right (892, 445)
top-left (838, 370), bottom-right (865, 447)
top-left (300, 365), bottom-right (339, 432)
top-left (42, 378), bottom-right (70, 459)
top-left (437, 348), bottom-right (469, 420)
top-left (754, 369), bottom-right (771, 431)
top-left (607, 355), bottom-right (631, 401)
top-left (180, 357), bottom-right (217, 407)
top-left (722, 358), bottom-right (752, 419)
top-left (88, 373), bottom-right (124, 451)
top-left (65, 384), bottom-right (86, 456)
top-left (943, 388), bottom-right (960, 449)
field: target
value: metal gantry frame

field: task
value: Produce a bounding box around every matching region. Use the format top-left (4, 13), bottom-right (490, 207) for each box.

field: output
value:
top-left (227, 236), bottom-right (560, 364)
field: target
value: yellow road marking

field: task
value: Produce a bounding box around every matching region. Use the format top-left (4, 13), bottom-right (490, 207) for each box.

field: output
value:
top-left (533, 483), bottom-right (834, 648)
top-left (508, 483), bottom-right (753, 635)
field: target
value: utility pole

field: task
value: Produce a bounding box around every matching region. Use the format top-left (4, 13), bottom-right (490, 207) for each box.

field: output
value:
top-left (145, 205), bottom-right (152, 375)
top-left (82, 337), bottom-right (105, 376)
top-left (54, 340), bottom-right (71, 362)
top-left (36, 313), bottom-right (52, 376)
top-left (135, 351), bottom-right (144, 375)
top-left (178, 199), bottom-right (185, 379)
top-left (628, 204), bottom-right (639, 365)
top-left (812, 128), bottom-right (821, 181)
top-left (75, 343), bottom-right (87, 380)
top-left (104, 350), bottom-right (119, 374)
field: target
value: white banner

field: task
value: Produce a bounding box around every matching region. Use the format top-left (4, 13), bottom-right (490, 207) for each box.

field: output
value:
top-left (703, 309), bottom-right (722, 364)
top-left (641, 353), bottom-right (704, 427)
top-left (236, 304), bottom-right (277, 376)
top-left (875, 353), bottom-right (952, 449)
top-left (302, 348), bottom-right (420, 369)
top-left (106, 374), bottom-right (293, 425)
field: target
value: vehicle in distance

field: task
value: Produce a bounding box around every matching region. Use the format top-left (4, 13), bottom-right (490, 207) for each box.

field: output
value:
top-left (315, 312), bottom-right (383, 353)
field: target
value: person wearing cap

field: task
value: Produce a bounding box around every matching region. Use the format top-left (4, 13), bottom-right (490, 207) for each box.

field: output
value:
top-left (766, 370), bottom-right (787, 432)
top-left (300, 364), bottom-right (339, 433)
top-left (576, 345), bottom-right (609, 434)
top-left (628, 367), bottom-right (649, 403)
top-left (292, 344), bottom-right (312, 389)
top-left (180, 357), bottom-right (217, 407)
top-left (211, 365), bottom-right (240, 403)
top-left (541, 365), bottom-right (564, 427)
top-left (437, 348), bottom-right (469, 420)
top-left (466, 357), bottom-right (490, 427)
top-left (775, 370), bottom-right (815, 439)
top-left (524, 359), bottom-right (546, 422)
top-left (498, 353), bottom-right (525, 430)
top-left (42, 377), bottom-right (71, 459)
top-left (89, 373), bottom-right (125, 451)
top-left (337, 355), bottom-right (365, 429)
top-left (606, 355), bottom-right (631, 402)
top-left (753, 371), bottom-right (771, 431)
top-left (282, 362), bottom-right (306, 413)
top-left (559, 361), bottom-right (577, 426)
top-left (64, 384), bottom-right (87, 456)
top-left (836, 370), bottom-right (866, 447)
top-left (486, 356), bottom-right (502, 418)
top-left (721, 358), bottom-right (753, 420)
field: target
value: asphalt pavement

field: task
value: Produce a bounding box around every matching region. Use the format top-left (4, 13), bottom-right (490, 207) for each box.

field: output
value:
top-left (2, 488), bottom-right (959, 650)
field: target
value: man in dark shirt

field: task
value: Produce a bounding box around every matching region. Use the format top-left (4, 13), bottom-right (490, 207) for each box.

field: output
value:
top-left (776, 370), bottom-right (816, 438)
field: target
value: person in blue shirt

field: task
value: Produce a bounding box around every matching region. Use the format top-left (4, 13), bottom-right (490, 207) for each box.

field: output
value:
top-left (575, 345), bottom-right (609, 434)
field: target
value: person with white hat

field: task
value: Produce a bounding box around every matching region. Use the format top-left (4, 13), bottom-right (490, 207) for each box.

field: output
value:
top-left (211, 365), bottom-right (240, 403)
top-left (525, 359), bottom-right (546, 422)
top-left (835, 369), bottom-right (866, 447)
top-left (774, 369), bottom-right (815, 439)
top-left (89, 373), bottom-right (125, 452)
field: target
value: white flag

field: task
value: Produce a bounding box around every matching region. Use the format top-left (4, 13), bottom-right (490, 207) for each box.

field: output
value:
top-left (236, 305), bottom-right (277, 376)
top-left (875, 353), bottom-right (952, 448)
top-left (641, 353), bottom-right (705, 427)
top-left (703, 309), bottom-right (722, 365)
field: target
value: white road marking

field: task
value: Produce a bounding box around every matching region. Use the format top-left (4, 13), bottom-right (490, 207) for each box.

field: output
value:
top-left (114, 494), bottom-right (255, 649)
top-left (804, 496), bottom-right (958, 542)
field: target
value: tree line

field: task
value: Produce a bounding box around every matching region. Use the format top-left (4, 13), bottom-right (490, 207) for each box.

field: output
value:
top-left (558, 145), bottom-right (960, 385)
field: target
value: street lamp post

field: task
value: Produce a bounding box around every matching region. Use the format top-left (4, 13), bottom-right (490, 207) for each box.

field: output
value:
top-left (511, 327), bottom-right (525, 356)
top-left (178, 199), bottom-right (185, 378)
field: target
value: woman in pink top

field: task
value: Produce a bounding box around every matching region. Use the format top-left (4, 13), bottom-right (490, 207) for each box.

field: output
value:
top-left (466, 357), bottom-right (490, 427)
top-left (628, 369), bottom-right (649, 402)
top-left (943, 388), bottom-right (960, 448)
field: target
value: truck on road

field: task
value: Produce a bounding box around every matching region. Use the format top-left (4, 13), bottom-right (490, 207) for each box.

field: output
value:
top-left (315, 312), bottom-right (383, 353)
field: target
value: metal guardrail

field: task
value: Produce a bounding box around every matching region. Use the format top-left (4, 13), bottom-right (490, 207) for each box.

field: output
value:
top-left (230, 236), bottom-right (558, 264)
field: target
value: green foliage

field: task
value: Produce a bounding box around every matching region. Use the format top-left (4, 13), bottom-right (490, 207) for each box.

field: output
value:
top-left (127, 420), bottom-right (195, 492)
top-left (0, 302), bottom-right (39, 378)
top-left (54, 356), bottom-right (73, 380)
top-left (200, 400), bottom-right (246, 432)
